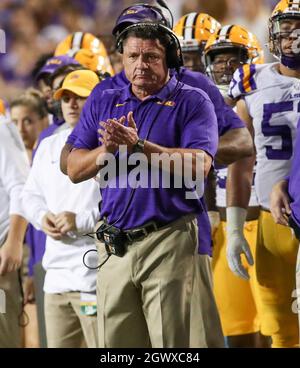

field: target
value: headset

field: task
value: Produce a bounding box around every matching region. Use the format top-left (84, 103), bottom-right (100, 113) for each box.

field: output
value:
top-left (115, 22), bottom-right (183, 71)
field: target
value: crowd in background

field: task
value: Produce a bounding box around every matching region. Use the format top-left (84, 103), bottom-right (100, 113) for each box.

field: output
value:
top-left (0, 0), bottom-right (279, 100)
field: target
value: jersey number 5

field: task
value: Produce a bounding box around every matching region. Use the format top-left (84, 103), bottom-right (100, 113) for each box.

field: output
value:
top-left (262, 101), bottom-right (294, 160)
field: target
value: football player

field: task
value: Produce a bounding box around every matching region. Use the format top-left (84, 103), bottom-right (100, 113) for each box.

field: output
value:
top-left (226, 0), bottom-right (300, 347)
top-left (55, 32), bottom-right (114, 76)
top-left (173, 12), bottom-right (221, 73)
top-left (204, 24), bottom-right (268, 347)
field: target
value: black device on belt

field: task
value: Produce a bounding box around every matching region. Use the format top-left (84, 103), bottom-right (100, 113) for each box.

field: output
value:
top-left (288, 215), bottom-right (300, 241)
top-left (96, 221), bottom-right (159, 257)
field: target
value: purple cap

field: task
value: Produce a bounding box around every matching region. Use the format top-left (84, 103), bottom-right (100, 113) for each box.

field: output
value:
top-left (35, 55), bottom-right (80, 80)
top-left (112, 4), bottom-right (169, 36)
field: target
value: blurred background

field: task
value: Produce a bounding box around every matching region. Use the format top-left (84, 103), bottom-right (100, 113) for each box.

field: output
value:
top-left (0, 0), bottom-right (279, 100)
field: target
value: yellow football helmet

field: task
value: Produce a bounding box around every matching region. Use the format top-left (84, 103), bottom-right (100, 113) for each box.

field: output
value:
top-left (0, 99), bottom-right (6, 116)
top-left (70, 48), bottom-right (114, 76)
top-left (173, 13), bottom-right (221, 52)
top-left (55, 32), bottom-right (114, 75)
top-left (204, 25), bottom-right (264, 86)
top-left (269, 0), bottom-right (300, 68)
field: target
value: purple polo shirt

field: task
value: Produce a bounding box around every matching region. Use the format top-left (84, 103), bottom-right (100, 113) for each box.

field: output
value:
top-left (67, 68), bottom-right (244, 255)
top-left (288, 118), bottom-right (300, 226)
top-left (67, 68), bottom-right (244, 146)
top-left (72, 76), bottom-right (218, 229)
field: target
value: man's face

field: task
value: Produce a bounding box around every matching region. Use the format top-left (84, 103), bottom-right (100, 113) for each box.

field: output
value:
top-left (279, 19), bottom-right (300, 57)
top-left (61, 91), bottom-right (87, 127)
top-left (210, 51), bottom-right (242, 84)
top-left (182, 50), bottom-right (205, 73)
top-left (123, 36), bottom-right (168, 92)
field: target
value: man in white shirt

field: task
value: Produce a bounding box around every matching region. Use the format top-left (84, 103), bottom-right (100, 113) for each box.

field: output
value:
top-left (0, 116), bottom-right (29, 347)
top-left (21, 70), bottom-right (101, 348)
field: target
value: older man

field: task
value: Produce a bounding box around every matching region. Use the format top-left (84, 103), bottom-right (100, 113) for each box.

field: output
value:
top-left (67, 23), bottom-right (218, 348)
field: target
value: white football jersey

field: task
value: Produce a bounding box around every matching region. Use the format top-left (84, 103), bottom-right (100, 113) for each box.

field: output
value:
top-left (229, 62), bottom-right (300, 209)
top-left (215, 165), bottom-right (259, 208)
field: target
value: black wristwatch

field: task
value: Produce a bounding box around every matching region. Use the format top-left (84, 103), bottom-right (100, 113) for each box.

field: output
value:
top-left (132, 139), bottom-right (145, 153)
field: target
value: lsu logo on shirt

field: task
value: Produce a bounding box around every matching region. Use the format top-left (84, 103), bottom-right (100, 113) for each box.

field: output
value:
top-left (157, 101), bottom-right (176, 107)
top-left (115, 102), bottom-right (127, 107)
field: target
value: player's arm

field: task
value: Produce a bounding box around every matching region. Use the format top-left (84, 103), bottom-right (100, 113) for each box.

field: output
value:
top-left (60, 143), bottom-right (73, 175)
top-left (204, 168), bottom-right (220, 235)
top-left (270, 179), bottom-right (291, 226)
top-left (226, 98), bottom-right (256, 280)
top-left (215, 126), bottom-right (254, 165)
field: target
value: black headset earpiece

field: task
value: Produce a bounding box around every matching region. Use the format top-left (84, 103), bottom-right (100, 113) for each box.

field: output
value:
top-left (116, 23), bottom-right (183, 71)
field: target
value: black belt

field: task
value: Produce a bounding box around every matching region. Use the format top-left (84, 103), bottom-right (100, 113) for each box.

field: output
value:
top-left (260, 206), bottom-right (271, 213)
top-left (124, 221), bottom-right (159, 242)
top-left (98, 220), bottom-right (161, 257)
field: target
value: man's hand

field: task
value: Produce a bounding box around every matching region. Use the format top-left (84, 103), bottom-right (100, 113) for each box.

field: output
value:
top-left (42, 212), bottom-right (62, 240)
top-left (98, 112), bottom-right (139, 153)
top-left (0, 238), bottom-right (23, 276)
top-left (226, 207), bottom-right (253, 280)
top-left (23, 276), bottom-right (35, 304)
top-left (270, 179), bottom-right (291, 226)
top-left (98, 118), bottom-right (122, 154)
top-left (55, 211), bottom-right (77, 235)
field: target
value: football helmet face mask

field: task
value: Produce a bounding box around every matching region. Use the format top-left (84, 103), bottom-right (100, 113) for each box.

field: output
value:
top-left (204, 24), bottom-right (264, 86)
top-left (173, 12), bottom-right (221, 72)
top-left (269, 0), bottom-right (300, 69)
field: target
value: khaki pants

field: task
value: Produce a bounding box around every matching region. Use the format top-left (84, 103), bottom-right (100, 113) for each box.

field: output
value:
top-left (0, 270), bottom-right (22, 348)
top-left (190, 254), bottom-right (224, 347)
top-left (97, 215), bottom-right (206, 348)
top-left (44, 292), bottom-right (98, 348)
top-left (33, 263), bottom-right (47, 347)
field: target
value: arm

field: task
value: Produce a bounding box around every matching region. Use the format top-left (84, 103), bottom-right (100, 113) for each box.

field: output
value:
top-left (226, 99), bottom-right (256, 280)
top-left (21, 143), bottom-right (62, 240)
top-left (215, 127), bottom-right (254, 166)
top-left (270, 179), bottom-right (291, 226)
top-left (204, 169), bottom-right (220, 236)
top-left (60, 143), bottom-right (73, 175)
top-left (0, 123), bottom-right (29, 275)
top-left (21, 143), bottom-right (50, 231)
top-left (226, 99), bottom-right (256, 209)
top-left (54, 206), bottom-right (101, 235)
top-left (206, 81), bottom-right (253, 165)
top-left (0, 215), bottom-right (27, 275)
top-left (142, 141), bottom-right (213, 179)
top-left (100, 112), bottom-right (213, 179)
top-left (67, 145), bottom-right (112, 183)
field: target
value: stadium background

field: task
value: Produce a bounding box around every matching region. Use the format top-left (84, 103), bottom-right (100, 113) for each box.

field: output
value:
top-left (0, 0), bottom-right (279, 101)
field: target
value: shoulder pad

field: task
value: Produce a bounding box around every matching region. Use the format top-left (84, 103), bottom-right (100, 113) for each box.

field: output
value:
top-left (228, 64), bottom-right (258, 99)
